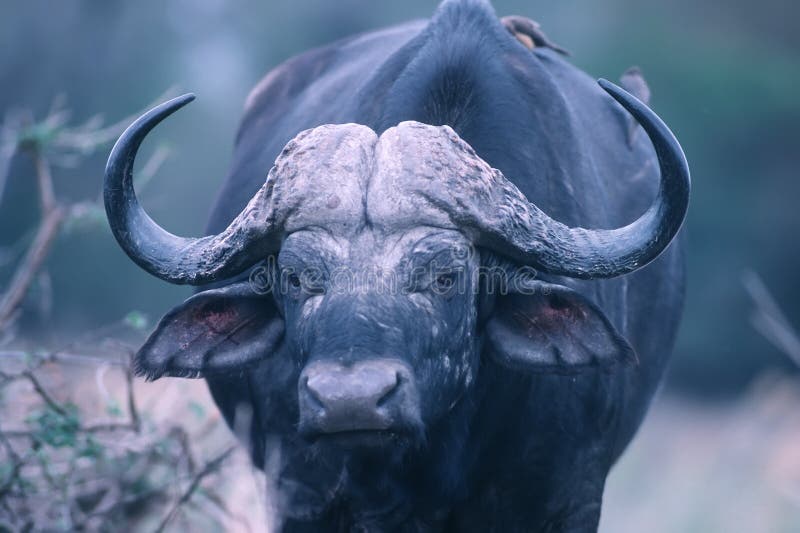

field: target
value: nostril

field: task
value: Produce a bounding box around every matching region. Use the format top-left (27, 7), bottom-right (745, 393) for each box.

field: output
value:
top-left (376, 371), bottom-right (402, 407)
top-left (303, 376), bottom-right (326, 410)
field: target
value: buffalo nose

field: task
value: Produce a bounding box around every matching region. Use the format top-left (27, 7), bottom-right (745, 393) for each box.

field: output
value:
top-left (298, 359), bottom-right (414, 435)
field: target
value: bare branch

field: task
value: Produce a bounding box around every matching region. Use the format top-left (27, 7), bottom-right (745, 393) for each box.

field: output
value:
top-left (125, 355), bottom-right (141, 434)
top-left (0, 350), bottom-right (129, 368)
top-left (0, 88), bottom-right (177, 331)
top-left (50, 87), bottom-right (179, 158)
top-left (0, 207), bottom-right (64, 330)
top-left (200, 489), bottom-right (254, 533)
top-left (33, 148), bottom-right (56, 214)
top-left (743, 270), bottom-right (800, 368)
top-left (0, 426), bottom-right (25, 499)
top-left (80, 422), bottom-right (138, 433)
top-left (136, 145), bottom-right (171, 193)
top-left (0, 109), bottom-right (25, 207)
top-left (23, 370), bottom-right (68, 417)
top-left (170, 426), bottom-right (197, 474)
top-left (154, 447), bottom-right (235, 533)
top-left (0, 146), bottom-right (66, 330)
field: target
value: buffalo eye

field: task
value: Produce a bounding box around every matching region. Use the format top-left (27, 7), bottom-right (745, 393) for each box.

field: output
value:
top-left (282, 270), bottom-right (304, 298)
top-left (432, 271), bottom-right (458, 295)
top-left (283, 268), bottom-right (325, 297)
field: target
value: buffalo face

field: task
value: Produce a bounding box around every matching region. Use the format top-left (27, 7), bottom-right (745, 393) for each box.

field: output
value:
top-left (278, 227), bottom-right (481, 449)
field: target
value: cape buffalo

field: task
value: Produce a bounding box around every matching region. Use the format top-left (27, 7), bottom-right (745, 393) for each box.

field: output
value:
top-left (104, 0), bottom-right (689, 530)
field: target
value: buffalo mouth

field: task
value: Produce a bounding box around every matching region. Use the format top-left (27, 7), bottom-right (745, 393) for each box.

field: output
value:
top-left (301, 425), bottom-right (423, 453)
top-left (306, 424), bottom-right (410, 439)
top-left (309, 428), bottom-right (405, 446)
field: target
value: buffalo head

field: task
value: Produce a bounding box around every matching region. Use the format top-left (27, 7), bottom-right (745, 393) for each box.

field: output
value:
top-left (104, 81), bottom-right (688, 453)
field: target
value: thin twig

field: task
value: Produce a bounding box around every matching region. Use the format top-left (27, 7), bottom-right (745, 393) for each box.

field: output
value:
top-left (170, 426), bottom-right (196, 474)
top-left (24, 370), bottom-right (68, 417)
top-left (33, 148), bottom-right (56, 214)
top-left (51, 87), bottom-right (178, 158)
top-left (200, 489), bottom-right (254, 533)
top-left (136, 145), bottom-right (171, 193)
top-left (154, 447), bottom-right (235, 533)
top-left (2, 422), bottom-right (137, 438)
top-left (744, 270), bottom-right (800, 367)
top-left (0, 207), bottom-right (64, 329)
top-left (0, 426), bottom-right (25, 499)
top-left (83, 459), bottom-right (219, 522)
top-left (0, 350), bottom-right (129, 368)
top-left (0, 110), bottom-right (23, 207)
top-left (81, 422), bottom-right (138, 433)
top-left (125, 356), bottom-right (141, 433)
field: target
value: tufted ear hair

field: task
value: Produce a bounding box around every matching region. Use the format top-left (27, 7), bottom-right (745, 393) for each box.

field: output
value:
top-left (484, 279), bottom-right (636, 374)
top-left (135, 282), bottom-right (283, 380)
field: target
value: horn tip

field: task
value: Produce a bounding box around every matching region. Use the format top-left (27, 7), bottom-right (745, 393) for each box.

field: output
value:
top-left (171, 93), bottom-right (196, 108)
top-left (597, 78), bottom-right (644, 112)
top-left (597, 78), bottom-right (621, 95)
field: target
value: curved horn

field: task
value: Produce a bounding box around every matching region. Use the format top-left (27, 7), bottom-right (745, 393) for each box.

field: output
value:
top-left (477, 79), bottom-right (690, 279)
top-left (104, 94), bottom-right (278, 285)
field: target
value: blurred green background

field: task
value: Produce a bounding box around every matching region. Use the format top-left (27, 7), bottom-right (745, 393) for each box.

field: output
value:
top-left (1, 1), bottom-right (799, 531)
top-left (2, 0), bottom-right (797, 396)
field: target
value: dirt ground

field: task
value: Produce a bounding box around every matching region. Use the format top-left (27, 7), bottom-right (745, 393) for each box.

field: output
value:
top-left (600, 374), bottom-right (800, 533)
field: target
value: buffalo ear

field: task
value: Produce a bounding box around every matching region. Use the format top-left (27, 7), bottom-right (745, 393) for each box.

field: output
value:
top-left (135, 282), bottom-right (283, 380)
top-left (485, 281), bottom-right (636, 374)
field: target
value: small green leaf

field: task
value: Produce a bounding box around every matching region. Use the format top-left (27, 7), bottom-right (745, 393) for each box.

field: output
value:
top-left (106, 400), bottom-right (123, 418)
top-left (188, 401), bottom-right (205, 420)
top-left (124, 311), bottom-right (149, 331)
top-left (0, 462), bottom-right (13, 483)
top-left (17, 124), bottom-right (59, 151)
top-left (26, 403), bottom-right (82, 448)
top-left (78, 436), bottom-right (105, 459)
top-left (61, 203), bottom-right (108, 236)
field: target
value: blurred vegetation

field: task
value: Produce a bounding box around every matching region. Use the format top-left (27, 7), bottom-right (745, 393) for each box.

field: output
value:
top-left (0, 344), bottom-right (249, 531)
top-left (0, 0), bottom-right (797, 399)
top-left (0, 106), bottom-right (243, 531)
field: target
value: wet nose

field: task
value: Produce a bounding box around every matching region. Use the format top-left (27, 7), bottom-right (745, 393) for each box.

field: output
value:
top-left (298, 359), bottom-right (412, 435)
